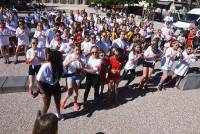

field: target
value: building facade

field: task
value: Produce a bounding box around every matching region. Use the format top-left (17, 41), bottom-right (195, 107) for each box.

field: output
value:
top-left (36, 0), bottom-right (87, 4)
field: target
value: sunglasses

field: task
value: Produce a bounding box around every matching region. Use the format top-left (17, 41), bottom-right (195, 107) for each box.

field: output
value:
top-left (56, 34), bottom-right (61, 36)
top-left (91, 51), bottom-right (98, 54)
top-left (32, 42), bottom-right (37, 44)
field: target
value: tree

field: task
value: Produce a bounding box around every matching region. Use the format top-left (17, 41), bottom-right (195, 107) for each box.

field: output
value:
top-left (89, 0), bottom-right (139, 4)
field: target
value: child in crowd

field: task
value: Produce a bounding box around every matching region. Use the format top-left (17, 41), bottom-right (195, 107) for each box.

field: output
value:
top-left (157, 41), bottom-right (180, 90)
top-left (32, 110), bottom-right (58, 134)
top-left (138, 40), bottom-right (162, 90)
top-left (170, 45), bottom-right (198, 89)
top-left (15, 20), bottom-right (30, 64)
top-left (26, 38), bottom-right (45, 98)
top-left (107, 47), bottom-right (125, 105)
top-left (99, 50), bottom-right (109, 96)
top-left (60, 46), bottom-right (85, 111)
top-left (177, 31), bottom-right (186, 50)
top-left (122, 42), bottom-right (142, 86)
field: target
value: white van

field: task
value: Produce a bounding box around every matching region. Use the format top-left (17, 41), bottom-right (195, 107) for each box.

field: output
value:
top-left (173, 8), bottom-right (200, 30)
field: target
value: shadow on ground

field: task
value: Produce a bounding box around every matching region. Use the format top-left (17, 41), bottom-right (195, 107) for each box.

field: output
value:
top-left (62, 83), bottom-right (158, 120)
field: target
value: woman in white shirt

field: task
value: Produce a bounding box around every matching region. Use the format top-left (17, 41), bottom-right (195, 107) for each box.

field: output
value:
top-left (0, 20), bottom-right (12, 64)
top-left (36, 50), bottom-right (64, 120)
top-left (83, 46), bottom-right (102, 103)
top-left (170, 46), bottom-right (197, 89)
top-left (122, 43), bottom-right (142, 86)
top-left (138, 40), bottom-right (162, 90)
top-left (49, 30), bottom-right (64, 50)
top-left (15, 20), bottom-right (30, 64)
top-left (157, 41), bottom-right (180, 90)
top-left (33, 22), bottom-right (46, 49)
top-left (26, 38), bottom-right (45, 98)
top-left (60, 46), bottom-right (86, 111)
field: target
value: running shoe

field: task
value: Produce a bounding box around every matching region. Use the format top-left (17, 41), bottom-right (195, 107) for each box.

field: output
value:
top-left (55, 113), bottom-right (64, 121)
top-left (157, 85), bottom-right (162, 91)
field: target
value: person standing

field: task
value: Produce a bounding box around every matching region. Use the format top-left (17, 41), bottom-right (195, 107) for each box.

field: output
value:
top-left (0, 20), bottom-right (12, 64)
top-left (122, 43), bottom-right (142, 86)
top-left (15, 20), bottom-right (30, 64)
top-left (83, 46), bottom-right (102, 104)
top-left (36, 50), bottom-right (64, 120)
top-left (138, 41), bottom-right (162, 90)
top-left (60, 46), bottom-right (86, 111)
top-left (26, 38), bottom-right (45, 98)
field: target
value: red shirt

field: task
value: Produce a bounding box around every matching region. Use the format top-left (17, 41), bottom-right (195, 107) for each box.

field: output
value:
top-left (187, 31), bottom-right (195, 46)
top-left (109, 55), bottom-right (123, 70)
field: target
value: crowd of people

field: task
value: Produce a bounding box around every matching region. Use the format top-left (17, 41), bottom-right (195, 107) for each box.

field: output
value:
top-left (0, 6), bottom-right (199, 122)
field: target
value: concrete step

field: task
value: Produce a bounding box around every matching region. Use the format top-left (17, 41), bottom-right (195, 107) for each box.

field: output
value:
top-left (179, 68), bottom-right (200, 90)
top-left (1, 76), bottom-right (28, 93)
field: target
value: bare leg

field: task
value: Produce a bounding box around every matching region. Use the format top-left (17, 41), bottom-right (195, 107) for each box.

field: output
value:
top-left (29, 75), bottom-right (34, 93)
top-left (73, 82), bottom-right (78, 103)
top-left (53, 91), bottom-right (61, 114)
top-left (158, 71), bottom-right (168, 86)
top-left (114, 82), bottom-right (119, 105)
top-left (15, 45), bottom-right (20, 62)
top-left (139, 67), bottom-right (149, 86)
top-left (0, 46), bottom-right (6, 63)
top-left (60, 80), bottom-right (73, 109)
top-left (41, 95), bottom-right (51, 114)
top-left (5, 46), bottom-right (9, 62)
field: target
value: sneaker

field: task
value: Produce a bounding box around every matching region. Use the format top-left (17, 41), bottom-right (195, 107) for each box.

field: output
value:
top-left (60, 99), bottom-right (66, 110)
top-left (157, 85), bottom-right (162, 91)
top-left (55, 113), bottom-right (64, 121)
top-left (73, 103), bottom-right (80, 111)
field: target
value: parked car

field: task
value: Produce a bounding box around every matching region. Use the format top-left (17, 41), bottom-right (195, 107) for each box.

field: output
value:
top-left (173, 8), bottom-right (200, 30)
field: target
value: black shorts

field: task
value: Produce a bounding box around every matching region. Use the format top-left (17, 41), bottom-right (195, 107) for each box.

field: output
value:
top-left (42, 82), bottom-right (61, 97)
top-left (28, 65), bottom-right (41, 75)
top-left (143, 61), bottom-right (155, 68)
top-left (9, 36), bottom-right (17, 46)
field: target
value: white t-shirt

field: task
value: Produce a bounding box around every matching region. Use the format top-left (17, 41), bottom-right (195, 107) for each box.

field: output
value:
top-left (81, 41), bottom-right (96, 55)
top-left (144, 46), bottom-right (162, 63)
top-left (0, 28), bottom-right (11, 47)
top-left (161, 26), bottom-right (170, 37)
top-left (124, 51), bottom-right (141, 70)
top-left (164, 16), bottom-right (173, 23)
top-left (33, 30), bottom-right (46, 48)
top-left (113, 38), bottom-right (127, 50)
top-left (45, 28), bottom-right (56, 47)
top-left (86, 56), bottom-right (102, 75)
top-left (64, 53), bottom-right (86, 74)
top-left (59, 42), bottom-right (74, 54)
top-left (49, 39), bottom-right (64, 50)
top-left (177, 36), bottom-right (186, 44)
top-left (36, 62), bottom-right (59, 85)
top-left (161, 47), bottom-right (178, 70)
top-left (174, 51), bottom-right (196, 76)
top-left (16, 27), bottom-right (30, 45)
top-left (164, 42), bottom-right (171, 48)
top-left (26, 48), bottom-right (45, 65)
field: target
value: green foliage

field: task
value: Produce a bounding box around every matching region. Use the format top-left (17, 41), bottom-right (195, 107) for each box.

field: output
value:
top-left (90, 0), bottom-right (139, 4)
